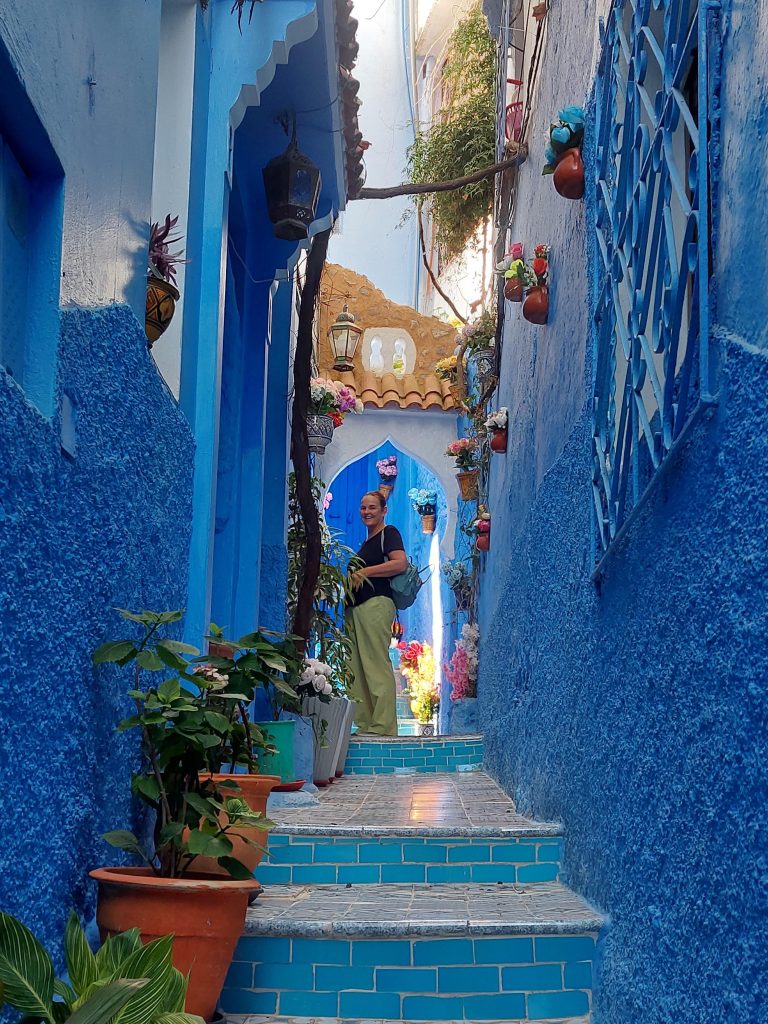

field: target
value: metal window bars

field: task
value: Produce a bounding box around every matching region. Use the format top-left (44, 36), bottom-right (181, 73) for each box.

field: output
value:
top-left (591, 0), bottom-right (719, 571)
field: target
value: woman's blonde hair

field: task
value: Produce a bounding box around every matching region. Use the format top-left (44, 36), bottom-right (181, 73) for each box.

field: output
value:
top-left (361, 490), bottom-right (386, 509)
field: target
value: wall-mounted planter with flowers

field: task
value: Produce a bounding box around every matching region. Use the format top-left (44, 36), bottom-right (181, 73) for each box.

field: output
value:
top-left (474, 508), bottom-right (491, 551)
top-left (146, 215), bottom-right (186, 347)
top-left (522, 245), bottom-right (551, 325)
top-left (543, 106), bottom-right (585, 200)
top-left (496, 243), bottom-right (525, 302)
top-left (307, 378), bottom-right (363, 453)
top-left (409, 488), bottom-right (438, 534)
top-left (446, 437), bottom-right (481, 501)
top-left (485, 408), bottom-right (508, 453)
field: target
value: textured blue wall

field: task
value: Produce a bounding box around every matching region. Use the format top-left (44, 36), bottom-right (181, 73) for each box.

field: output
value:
top-left (0, 306), bottom-right (193, 968)
top-left (479, 2), bottom-right (767, 1022)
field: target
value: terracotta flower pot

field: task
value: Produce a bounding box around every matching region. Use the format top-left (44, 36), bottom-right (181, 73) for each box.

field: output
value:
top-left (421, 513), bottom-right (436, 534)
top-left (504, 277), bottom-right (524, 302)
top-left (476, 533), bottom-right (490, 552)
top-left (490, 429), bottom-right (508, 453)
top-left (192, 773), bottom-right (281, 877)
top-left (378, 483), bottom-right (393, 500)
top-left (207, 640), bottom-right (237, 659)
top-left (448, 382), bottom-right (463, 405)
top-left (90, 867), bottom-right (259, 1022)
top-left (456, 469), bottom-right (479, 501)
top-left (145, 274), bottom-right (180, 347)
top-left (523, 286), bottom-right (549, 325)
top-left (553, 147), bottom-right (585, 200)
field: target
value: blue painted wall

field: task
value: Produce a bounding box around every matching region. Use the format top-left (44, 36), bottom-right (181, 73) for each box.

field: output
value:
top-left (479, 2), bottom-right (768, 1022)
top-left (0, 306), bottom-right (193, 972)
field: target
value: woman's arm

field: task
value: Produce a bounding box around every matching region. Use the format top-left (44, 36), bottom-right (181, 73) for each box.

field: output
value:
top-left (358, 550), bottom-right (408, 578)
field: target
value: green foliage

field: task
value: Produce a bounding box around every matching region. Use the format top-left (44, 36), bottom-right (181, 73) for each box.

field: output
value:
top-left (286, 474), bottom-right (362, 695)
top-left (93, 608), bottom-right (277, 878)
top-left (407, 4), bottom-right (497, 263)
top-left (0, 911), bottom-right (204, 1024)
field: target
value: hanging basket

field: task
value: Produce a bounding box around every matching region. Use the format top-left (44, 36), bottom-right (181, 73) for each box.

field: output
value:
top-left (145, 274), bottom-right (180, 347)
top-left (306, 414), bottom-right (334, 454)
top-left (456, 469), bottom-right (479, 502)
top-left (470, 347), bottom-right (496, 392)
top-left (421, 513), bottom-right (436, 535)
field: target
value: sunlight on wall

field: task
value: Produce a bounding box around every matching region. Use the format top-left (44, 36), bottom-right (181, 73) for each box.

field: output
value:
top-left (429, 531), bottom-right (443, 724)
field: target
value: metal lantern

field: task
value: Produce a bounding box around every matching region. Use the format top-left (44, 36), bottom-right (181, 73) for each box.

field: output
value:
top-left (327, 303), bottom-right (362, 370)
top-left (262, 128), bottom-right (322, 241)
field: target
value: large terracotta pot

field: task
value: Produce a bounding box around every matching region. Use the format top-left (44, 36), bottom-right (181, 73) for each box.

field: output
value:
top-left (476, 532), bottom-right (490, 552)
top-left (553, 147), bottom-right (585, 200)
top-left (90, 867), bottom-right (258, 1022)
top-left (490, 429), bottom-right (508, 453)
top-left (523, 286), bottom-right (549, 325)
top-left (421, 513), bottom-right (436, 535)
top-left (145, 274), bottom-right (180, 347)
top-left (456, 469), bottom-right (479, 502)
top-left (504, 277), bottom-right (524, 302)
top-left (192, 773), bottom-right (280, 877)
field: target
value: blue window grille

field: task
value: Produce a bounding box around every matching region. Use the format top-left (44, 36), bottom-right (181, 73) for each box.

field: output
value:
top-left (0, 136), bottom-right (32, 384)
top-left (591, 0), bottom-right (719, 568)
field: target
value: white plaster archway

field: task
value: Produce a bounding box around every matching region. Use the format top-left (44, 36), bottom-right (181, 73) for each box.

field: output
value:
top-left (316, 407), bottom-right (459, 557)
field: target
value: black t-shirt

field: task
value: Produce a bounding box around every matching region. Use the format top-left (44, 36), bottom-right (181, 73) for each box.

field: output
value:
top-left (351, 525), bottom-right (405, 607)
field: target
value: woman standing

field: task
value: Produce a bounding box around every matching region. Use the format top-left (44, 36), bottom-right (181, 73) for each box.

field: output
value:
top-left (347, 491), bottom-right (407, 736)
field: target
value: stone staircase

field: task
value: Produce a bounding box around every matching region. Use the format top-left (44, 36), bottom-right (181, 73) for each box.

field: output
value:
top-left (222, 736), bottom-right (604, 1023)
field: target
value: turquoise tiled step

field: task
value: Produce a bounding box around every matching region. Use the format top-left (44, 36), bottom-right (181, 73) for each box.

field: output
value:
top-left (396, 695), bottom-right (414, 719)
top-left (345, 735), bottom-right (483, 774)
top-left (222, 927), bottom-right (600, 1021)
top-left (227, 1017), bottom-right (590, 1024)
top-left (259, 832), bottom-right (562, 886)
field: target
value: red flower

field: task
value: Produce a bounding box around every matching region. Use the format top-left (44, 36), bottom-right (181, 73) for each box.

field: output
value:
top-left (532, 258), bottom-right (548, 278)
top-left (330, 411), bottom-right (344, 427)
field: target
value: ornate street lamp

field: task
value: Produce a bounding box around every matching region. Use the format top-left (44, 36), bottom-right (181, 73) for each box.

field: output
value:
top-left (262, 125), bottom-right (322, 241)
top-left (327, 303), bottom-right (362, 370)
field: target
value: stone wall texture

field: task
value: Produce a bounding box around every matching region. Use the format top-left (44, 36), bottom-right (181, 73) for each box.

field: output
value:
top-left (0, 306), bottom-right (194, 967)
top-left (478, 2), bottom-right (768, 1023)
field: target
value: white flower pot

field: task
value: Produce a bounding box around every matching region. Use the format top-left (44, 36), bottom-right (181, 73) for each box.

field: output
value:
top-left (333, 699), bottom-right (357, 777)
top-left (303, 695), bottom-right (350, 786)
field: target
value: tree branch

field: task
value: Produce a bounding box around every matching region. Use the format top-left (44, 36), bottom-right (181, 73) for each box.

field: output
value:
top-left (354, 145), bottom-right (528, 200)
top-left (290, 226), bottom-right (332, 655)
top-left (417, 208), bottom-right (467, 325)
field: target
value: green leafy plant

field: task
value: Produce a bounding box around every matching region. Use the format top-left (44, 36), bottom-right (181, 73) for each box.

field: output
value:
top-left (93, 609), bottom-right (272, 879)
top-left (407, 4), bottom-right (497, 263)
top-left (0, 910), bottom-right (204, 1023)
top-left (287, 474), bottom-right (363, 695)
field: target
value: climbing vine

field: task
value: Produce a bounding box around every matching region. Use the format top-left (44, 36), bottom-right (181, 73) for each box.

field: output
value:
top-left (407, 4), bottom-right (497, 264)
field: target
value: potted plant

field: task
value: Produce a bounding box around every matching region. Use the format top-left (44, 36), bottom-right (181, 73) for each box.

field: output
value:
top-left (435, 354), bottom-right (462, 404)
top-left (0, 909), bottom-right (205, 1023)
top-left (461, 310), bottom-right (497, 391)
top-left (485, 407), bottom-right (508, 453)
top-left (90, 608), bottom-right (272, 1021)
top-left (474, 507), bottom-right (491, 551)
top-left (146, 215), bottom-right (186, 347)
top-left (442, 558), bottom-right (473, 613)
top-left (444, 622), bottom-right (480, 734)
top-left (298, 657), bottom-right (351, 786)
top-left (399, 641), bottom-right (439, 735)
top-left (376, 454), bottom-right (398, 500)
top-left (408, 487), bottom-right (439, 534)
top-left (307, 377), bottom-right (363, 454)
top-left (543, 106), bottom-right (585, 200)
top-left (446, 437), bottom-right (481, 501)
top-left (522, 245), bottom-right (551, 325)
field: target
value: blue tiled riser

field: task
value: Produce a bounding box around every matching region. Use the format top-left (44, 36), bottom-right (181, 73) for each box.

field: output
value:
top-left (259, 834), bottom-right (562, 885)
top-left (222, 933), bottom-right (596, 1020)
top-left (345, 737), bottom-right (484, 774)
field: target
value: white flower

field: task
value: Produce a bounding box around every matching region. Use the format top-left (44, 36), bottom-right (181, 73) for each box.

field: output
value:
top-left (322, 681), bottom-right (333, 695)
top-left (354, 398), bottom-right (364, 414)
top-left (313, 677), bottom-right (324, 692)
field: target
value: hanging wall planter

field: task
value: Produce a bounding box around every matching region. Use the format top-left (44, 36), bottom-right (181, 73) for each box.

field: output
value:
top-left (476, 531), bottom-right (490, 552)
top-left (485, 408), bottom-right (508, 453)
top-left (470, 346), bottom-right (496, 392)
top-left (145, 215), bottom-right (186, 347)
top-left (474, 507), bottom-right (491, 552)
top-left (306, 414), bottom-right (334, 454)
top-left (456, 469), bottom-right (479, 502)
top-left (490, 429), bottom-right (508, 453)
top-left (421, 512), bottom-right (436, 535)
top-left (504, 276), bottom-right (524, 302)
top-left (543, 107), bottom-right (585, 201)
top-left (145, 275), bottom-right (180, 346)
top-left (523, 286), bottom-right (550, 325)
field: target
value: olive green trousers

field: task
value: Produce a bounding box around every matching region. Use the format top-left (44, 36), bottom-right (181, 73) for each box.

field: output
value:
top-left (346, 596), bottom-right (397, 736)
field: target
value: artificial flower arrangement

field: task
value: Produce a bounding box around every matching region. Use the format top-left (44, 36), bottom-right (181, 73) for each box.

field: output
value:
top-left (376, 454), bottom-right (398, 482)
top-left (522, 245), bottom-right (551, 325)
top-left (397, 640), bottom-right (423, 674)
top-left (408, 487), bottom-right (438, 534)
top-left (497, 243), bottom-right (526, 302)
top-left (442, 559), bottom-right (473, 611)
top-left (309, 377), bottom-right (364, 427)
top-left (485, 407), bottom-right (508, 453)
top-left (297, 657), bottom-right (335, 700)
top-left (444, 622), bottom-right (479, 701)
top-left (435, 354), bottom-right (459, 382)
top-left (457, 308), bottom-right (497, 354)
top-left (445, 437), bottom-right (480, 471)
top-left (399, 641), bottom-right (439, 724)
top-left (474, 505), bottom-right (491, 551)
top-left (543, 105), bottom-right (585, 200)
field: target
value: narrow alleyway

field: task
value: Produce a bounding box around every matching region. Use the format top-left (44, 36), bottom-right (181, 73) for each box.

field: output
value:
top-left (222, 736), bottom-right (604, 1023)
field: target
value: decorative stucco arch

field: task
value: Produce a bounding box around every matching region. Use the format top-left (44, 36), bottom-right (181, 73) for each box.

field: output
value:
top-left (316, 408), bottom-right (460, 557)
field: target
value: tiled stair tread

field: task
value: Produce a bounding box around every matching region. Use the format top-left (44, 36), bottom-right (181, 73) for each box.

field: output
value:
top-left (245, 882), bottom-right (604, 937)
top-left (227, 1017), bottom-right (591, 1024)
top-left (350, 733), bottom-right (483, 743)
top-left (268, 772), bottom-right (562, 837)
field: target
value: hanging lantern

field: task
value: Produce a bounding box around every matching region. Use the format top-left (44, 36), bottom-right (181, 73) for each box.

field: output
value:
top-left (327, 303), bottom-right (362, 370)
top-left (262, 126), bottom-right (322, 241)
